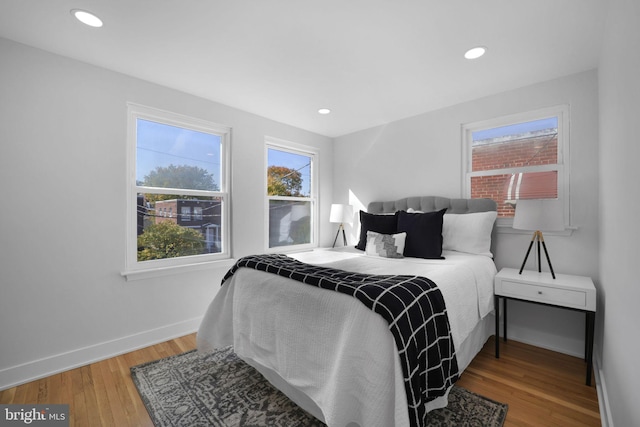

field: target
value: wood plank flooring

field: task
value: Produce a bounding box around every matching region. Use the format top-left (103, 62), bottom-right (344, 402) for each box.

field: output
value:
top-left (1, 334), bottom-right (600, 426)
top-left (0, 335), bottom-right (196, 427)
top-left (458, 337), bottom-right (601, 426)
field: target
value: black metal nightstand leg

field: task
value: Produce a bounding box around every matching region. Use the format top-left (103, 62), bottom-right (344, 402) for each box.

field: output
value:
top-left (503, 298), bottom-right (508, 342)
top-left (586, 311), bottom-right (595, 386)
top-left (495, 295), bottom-right (500, 358)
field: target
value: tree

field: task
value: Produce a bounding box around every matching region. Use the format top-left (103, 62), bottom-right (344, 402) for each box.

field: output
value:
top-left (137, 221), bottom-right (206, 261)
top-left (267, 165), bottom-right (303, 196)
top-left (141, 165), bottom-right (218, 202)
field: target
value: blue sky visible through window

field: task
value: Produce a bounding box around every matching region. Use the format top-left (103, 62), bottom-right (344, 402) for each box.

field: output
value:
top-left (268, 148), bottom-right (312, 196)
top-left (472, 117), bottom-right (557, 142)
top-left (136, 119), bottom-right (221, 187)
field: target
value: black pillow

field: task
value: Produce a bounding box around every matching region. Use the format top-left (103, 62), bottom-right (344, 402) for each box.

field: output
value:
top-left (355, 211), bottom-right (399, 250)
top-left (397, 209), bottom-right (447, 259)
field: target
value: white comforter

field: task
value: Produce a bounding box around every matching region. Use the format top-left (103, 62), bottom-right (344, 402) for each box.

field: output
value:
top-left (197, 248), bottom-right (496, 427)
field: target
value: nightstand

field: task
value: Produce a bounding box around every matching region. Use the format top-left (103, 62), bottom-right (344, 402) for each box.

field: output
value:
top-left (494, 267), bottom-right (597, 386)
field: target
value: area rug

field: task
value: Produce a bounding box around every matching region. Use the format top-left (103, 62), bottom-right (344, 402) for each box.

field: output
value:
top-left (131, 346), bottom-right (507, 427)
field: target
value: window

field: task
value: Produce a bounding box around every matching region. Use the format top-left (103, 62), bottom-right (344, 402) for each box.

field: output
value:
top-left (193, 206), bottom-right (203, 221)
top-left (125, 103), bottom-right (230, 276)
top-left (181, 206), bottom-right (191, 221)
top-left (265, 138), bottom-right (317, 250)
top-left (463, 106), bottom-right (569, 222)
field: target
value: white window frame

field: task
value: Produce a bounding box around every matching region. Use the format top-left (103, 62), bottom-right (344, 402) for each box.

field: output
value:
top-left (265, 137), bottom-right (318, 252)
top-left (123, 103), bottom-right (231, 280)
top-left (462, 105), bottom-right (571, 231)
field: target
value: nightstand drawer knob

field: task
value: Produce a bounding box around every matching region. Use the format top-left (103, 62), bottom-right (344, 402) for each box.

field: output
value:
top-left (538, 291), bottom-right (542, 295)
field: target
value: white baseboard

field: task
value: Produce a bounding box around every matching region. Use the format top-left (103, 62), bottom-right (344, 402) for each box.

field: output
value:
top-left (505, 333), bottom-right (583, 358)
top-left (0, 316), bottom-right (202, 391)
top-left (594, 354), bottom-right (613, 427)
top-left (496, 319), bottom-right (584, 358)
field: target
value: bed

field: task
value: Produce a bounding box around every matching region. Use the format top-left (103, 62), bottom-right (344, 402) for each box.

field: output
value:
top-left (197, 196), bottom-right (498, 427)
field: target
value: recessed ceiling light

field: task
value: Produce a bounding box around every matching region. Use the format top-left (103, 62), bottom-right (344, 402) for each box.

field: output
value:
top-left (318, 108), bottom-right (331, 115)
top-left (71, 9), bottom-right (103, 28)
top-left (464, 46), bottom-right (486, 60)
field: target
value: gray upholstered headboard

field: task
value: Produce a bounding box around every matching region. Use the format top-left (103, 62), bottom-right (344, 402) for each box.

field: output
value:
top-left (367, 196), bottom-right (497, 214)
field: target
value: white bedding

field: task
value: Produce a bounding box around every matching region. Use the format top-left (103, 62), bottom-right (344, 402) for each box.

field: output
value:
top-left (197, 248), bottom-right (496, 427)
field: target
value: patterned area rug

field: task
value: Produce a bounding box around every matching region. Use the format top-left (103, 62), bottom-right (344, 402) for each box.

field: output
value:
top-left (131, 346), bottom-right (507, 427)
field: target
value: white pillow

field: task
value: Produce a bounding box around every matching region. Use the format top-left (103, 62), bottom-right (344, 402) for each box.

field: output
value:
top-left (365, 231), bottom-right (407, 258)
top-left (442, 211), bottom-right (497, 257)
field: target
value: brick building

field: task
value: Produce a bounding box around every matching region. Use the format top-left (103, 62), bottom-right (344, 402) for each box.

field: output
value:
top-left (152, 198), bottom-right (222, 252)
top-left (471, 129), bottom-right (558, 217)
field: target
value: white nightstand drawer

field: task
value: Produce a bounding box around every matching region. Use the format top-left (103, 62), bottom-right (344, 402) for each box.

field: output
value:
top-left (501, 280), bottom-right (587, 308)
top-left (494, 268), bottom-right (596, 311)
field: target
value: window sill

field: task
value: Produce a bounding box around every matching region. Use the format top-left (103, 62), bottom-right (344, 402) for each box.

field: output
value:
top-left (265, 243), bottom-right (318, 254)
top-left (121, 258), bottom-right (237, 282)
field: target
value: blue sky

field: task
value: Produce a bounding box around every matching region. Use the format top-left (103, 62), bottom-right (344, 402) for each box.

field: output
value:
top-left (473, 117), bottom-right (557, 141)
top-left (137, 119), bottom-right (313, 195)
top-left (136, 119), bottom-right (221, 188)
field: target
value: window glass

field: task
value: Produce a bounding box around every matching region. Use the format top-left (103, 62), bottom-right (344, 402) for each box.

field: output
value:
top-left (180, 206), bottom-right (191, 222)
top-left (193, 206), bottom-right (203, 221)
top-left (266, 145), bottom-right (315, 249)
top-left (136, 119), bottom-right (221, 191)
top-left (268, 199), bottom-right (312, 247)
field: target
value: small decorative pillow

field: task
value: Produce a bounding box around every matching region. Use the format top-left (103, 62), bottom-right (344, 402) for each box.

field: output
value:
top-left (365, 231), bottom-right (406, 258)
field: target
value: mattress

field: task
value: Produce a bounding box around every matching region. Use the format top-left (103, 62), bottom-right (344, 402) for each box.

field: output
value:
top-left (197, 247), bottom-right (496, 427)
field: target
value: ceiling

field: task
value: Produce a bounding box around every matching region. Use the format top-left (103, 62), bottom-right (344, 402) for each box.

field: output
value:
top-left (0, 0), bottom-right (606, 138)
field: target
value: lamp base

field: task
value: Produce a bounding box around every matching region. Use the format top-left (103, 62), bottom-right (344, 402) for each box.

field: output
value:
top-left (518, 230), bottom-right (556, 279)
top-left (332, 224), bottom-right (347, 248)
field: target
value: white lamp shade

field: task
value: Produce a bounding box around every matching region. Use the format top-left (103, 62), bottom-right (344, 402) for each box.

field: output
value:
top-left (329, 204), bottom-right (353, 224)
top-left (513, 199), bottom-right (565, 231)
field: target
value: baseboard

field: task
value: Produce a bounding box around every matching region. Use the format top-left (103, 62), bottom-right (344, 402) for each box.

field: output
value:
top-left (506, 334), bottom-right (583, 358)
top-left (594, 353), bottom-right (613, 427)
top-left (497, 321), bottom-right (584, 358)
top-left (0, 316), bottom-right (202, 391)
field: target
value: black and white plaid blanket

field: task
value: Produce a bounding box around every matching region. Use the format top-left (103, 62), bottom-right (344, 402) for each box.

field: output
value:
top-left (222, 254), bottom-right (459, 427)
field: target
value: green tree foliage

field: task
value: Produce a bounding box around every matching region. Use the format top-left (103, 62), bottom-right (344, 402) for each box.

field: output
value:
top-left (267, 165), bottom-right (303, 196)
top-left (141, 165), bottom-right (218, 202)
top-left (137, 221), bottom-right (206, 261)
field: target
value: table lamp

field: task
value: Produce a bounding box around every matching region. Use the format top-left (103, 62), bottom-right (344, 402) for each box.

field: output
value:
top-left (330, 204), bottom-right (353, 247)
top-left (513, 199), bottom-right (564, 279)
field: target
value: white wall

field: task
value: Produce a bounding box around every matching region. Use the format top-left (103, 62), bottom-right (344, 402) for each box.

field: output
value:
top-left (333, 70), bottom-right (600, 358)
top-left (598, 0), bottom-right (640, 425)
top-left (4, 9), bottom-right (638, 423)
top-left (0, 38), bottom-right (333, 390)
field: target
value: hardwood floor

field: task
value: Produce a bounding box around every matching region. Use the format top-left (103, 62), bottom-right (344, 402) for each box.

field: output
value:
top-left (457, 337), bottom-right (601, 426)
top-left (0, 335), bottom-right (196, 427)
top-left (1, 334), bottom-right (600, 426)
